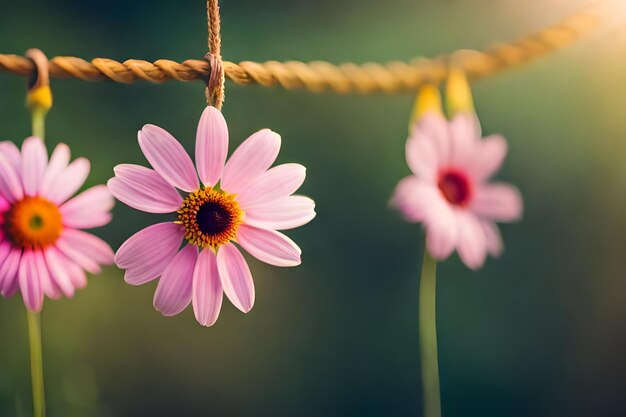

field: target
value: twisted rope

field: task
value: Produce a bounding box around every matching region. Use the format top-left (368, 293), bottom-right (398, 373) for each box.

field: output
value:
top-left (0, 3), bottom-right (604, 94)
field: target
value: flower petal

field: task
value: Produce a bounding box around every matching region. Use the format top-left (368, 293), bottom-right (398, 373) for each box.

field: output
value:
top-left (40, 143), bottom-right (70, 196)
top-left (45, 157), bottom-right (90, 204)
top-left (192, 249), bottom-right (223, 327)
top-left (0, 141), bottom-right (22, 171)
top-left (221, 129), bottom-right (281, 194)
top-left (138, 125), bottom-right (199, 192)
top-left (0, 151), bottom-right (24, 202)
top-left (115, 222), bottom-right (184, 285)
top-left (468, 134), bottom-right (508, 181)
top-left (406, 131), bottom-right (438, 182)
top-left (424, 199), bottom-right (457, 260)
top-left (19, 251), bottom-right (44, 312)
top-left (60, 185), bottom-right (114, 229)
top-left (471, 183), bottom-right (523, 222)
top-left (414, 114), bottom-right (450, 165)
top-left (34, 250), bottom-right (62, 300)
top-left (237, 163), bottom-right (306, 209)
top-left (108, 164), bottom-right (182, 214)
top-left (55, 236), bottom-right (102, 275)
top-left (391, 176), bottom-right (442, 222)
top-left (21, 137), bottom-right (48, 196)
top-left (237, 224), bottom-right (301, 267)
top-left (44, 247), bottom-right (75, 298)
top-left (196, 106), bottom-right (229, 187)
top-left (481, 220), bottom-right (503, 257)
top-left (449, 113), bottom-right (480, 166)
top-left (0, 247), bottom-right (21, 298)
top-left (60, 229), bottom-right (114, 266)
top-left (454, 209), bottom-right (487, 270)
top-left (217, 243), bottom-right (255, 313)
top-left (244, 195), bottom-right (316, 230)
top-left (153, 245), bottom-right (197, 316)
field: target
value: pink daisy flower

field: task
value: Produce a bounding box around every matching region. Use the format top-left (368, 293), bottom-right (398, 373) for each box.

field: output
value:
top-left (0, 137), bottom-right (114, 311)
top-left (391, 112), bottom-right (523, 269)
top-left (108, 107), bottom-right (316, 326)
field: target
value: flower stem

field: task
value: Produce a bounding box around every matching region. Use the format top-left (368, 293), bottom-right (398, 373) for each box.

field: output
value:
top-left (26, 310), bottom-right (46, 417)
top-left (31, 108), bottom-right (46, 140)
top-left (419, 248), bottom-right (441, 417)
top-left (26, 93), bottom-right (48, 417)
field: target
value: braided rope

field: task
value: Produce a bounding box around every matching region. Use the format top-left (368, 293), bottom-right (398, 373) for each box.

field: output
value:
top-left (0, 3), bottom-right (603, 94)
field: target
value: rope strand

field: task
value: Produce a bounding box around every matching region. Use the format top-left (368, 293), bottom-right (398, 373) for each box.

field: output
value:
top-left (0, 2), bottom-right (603, 94)
top-left (205, 0), bottom-right (225, 108)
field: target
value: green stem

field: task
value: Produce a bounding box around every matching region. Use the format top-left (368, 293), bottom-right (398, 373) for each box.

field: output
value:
top-left (419, 248), bottom-right (441, 417)
top-left (31, 108), bottom-right (46, 140)
top-left (26, 105), bottom-right (47, 417)
top-left (26, 310), bottom-right (46, 417)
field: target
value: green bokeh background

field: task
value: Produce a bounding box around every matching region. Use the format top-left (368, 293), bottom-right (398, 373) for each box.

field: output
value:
top-left (1, 0), bottom-right (625, 416)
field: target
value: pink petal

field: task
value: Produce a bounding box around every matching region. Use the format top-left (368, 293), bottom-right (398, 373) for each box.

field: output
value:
top-left (44, 247), bottom-right (75, 298)
top-left (108, 164), bottom-right (182, 213)
top-left (467, 135), bottom-right (508, 182)
top-left (0, 151), bottom-right (24, 202)
top-left (34, 250), bottom-right (62, 299)
top-left (244, 195), bottom-right (316, 230)
top-left (55, 236), bottom-right (102, 275)
top-left (153, 245), bottom-right (197, 316)
top-left (138, 125), bottom-right (199, 192)
top-left (19, 251), bottom-right (44, 312)
top-left (192, 249), bottom-right (223, 327)
top-left (21, 137), bottom-right (48, 196)
top-left (65, 260), bottom-right (87, 290)
top-left (45, 158), bottom-right (90, 204)
top-left (60, 185), bottom-right (114, 229)
top-left (414, 114), bottom-right (450, 165)
top-left (481, 220), bottom-right (503, 257)
top-left (217, 243), bottom-right (255, 313)
top-left (237, 163), bottom-right (306, 209)
top-left (115, 222), bottom-right (184, 285)
top-left (0, 247), bottom-right (21, 298)
top-left (221, 129), bottom-right (281, 194)
top-left (0, 141), bottom-right (22, 171)
top-left (406, 131), bottom-right (438, 182)
top-left (454, 209), bottom-right (487, 270)
top-left (59, 229), bottom-right (114, 266)
top-left (237, 224), bottom-right (301, 267)
top-left (196, 106), bottom-right (229, 187)
top-left (471, 183), bottom-right (523, 222)
top-left (391, 176), bottom-right (442, 222)
top-left (449, 113), bottom-right (480, 167)
top-left (40, 143), bottom-right (70, 196)
top-left (424, 199), bottom-right (457, 260)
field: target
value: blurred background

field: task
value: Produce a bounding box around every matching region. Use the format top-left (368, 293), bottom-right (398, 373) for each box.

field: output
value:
top-left (1, 0), bottom-right (625, 416)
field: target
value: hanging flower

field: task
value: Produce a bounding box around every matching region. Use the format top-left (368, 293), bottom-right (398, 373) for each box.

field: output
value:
top-left (108, 107), bottom-right (315, 326)
top-left (391, 112), bottom-right (523, 269)
top-left (0, 137), bottom-right (114, 311)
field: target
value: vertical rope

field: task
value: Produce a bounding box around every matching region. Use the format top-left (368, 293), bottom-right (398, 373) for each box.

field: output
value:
top-left (206, 0), bottom-right (225, 109)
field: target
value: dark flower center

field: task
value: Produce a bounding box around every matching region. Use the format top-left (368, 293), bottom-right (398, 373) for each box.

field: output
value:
top-left (196, 201), bottom-right (232, 235)
top-left (438, 169), bottom-right (472, 206)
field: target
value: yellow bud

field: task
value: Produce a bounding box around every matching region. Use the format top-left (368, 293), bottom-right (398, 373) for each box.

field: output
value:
top-left (26, 85), bottom-right (53, 113)
top-left (445, 67), bottom-right (474, 116)
top-left (410, 84), bottom-right (443, 129)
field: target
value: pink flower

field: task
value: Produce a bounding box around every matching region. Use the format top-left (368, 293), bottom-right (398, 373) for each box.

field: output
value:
top-left (0, 137), bottom-right (114, 311)
top-left (391, 113), bottom-right (523, 269)
top-left (108, 107), bottom-right (316, 326)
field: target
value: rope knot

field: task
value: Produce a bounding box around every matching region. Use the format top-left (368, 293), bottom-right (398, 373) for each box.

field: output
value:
top-left (205, 52), bottom-right (225, 109)
top-left (25, 49), bottom-right (52, 114)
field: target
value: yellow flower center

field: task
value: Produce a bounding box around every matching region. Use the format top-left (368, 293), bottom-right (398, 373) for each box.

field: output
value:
top-left (177, 187), bottom-right (243, 249)
top-left (6, 196), bottom-right (63, 249)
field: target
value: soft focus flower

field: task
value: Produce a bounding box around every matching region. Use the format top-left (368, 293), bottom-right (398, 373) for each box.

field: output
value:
top-left (391, 113), bottom-right (523, 269)
top-left (108, 107), bottom-right (315, 326)
top-left (0, 137), bottom-right (114, 311)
